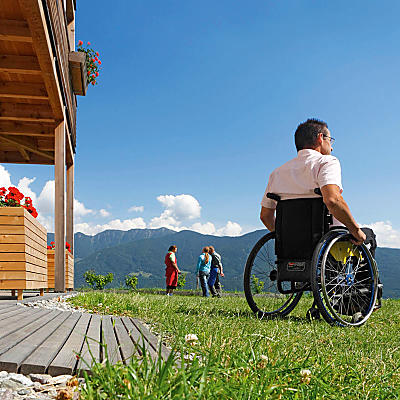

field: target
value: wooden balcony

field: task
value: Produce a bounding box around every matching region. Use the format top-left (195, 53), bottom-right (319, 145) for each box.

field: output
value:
top-left (0, 0), bottom-right (79, 291)
top-left (0, 0), bottom-right (79, 167)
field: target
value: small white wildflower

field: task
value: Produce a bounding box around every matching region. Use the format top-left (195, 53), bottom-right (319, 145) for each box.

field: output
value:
top-left (185, 334), bottom-right (199, 344)
top-left (260, 354), bottom-right (268, 361)
top-left (300, 369), bottom-right (312, 384)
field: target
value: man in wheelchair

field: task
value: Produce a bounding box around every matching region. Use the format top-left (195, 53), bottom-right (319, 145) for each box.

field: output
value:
top-left (247, 118), bottom-right (382, 326)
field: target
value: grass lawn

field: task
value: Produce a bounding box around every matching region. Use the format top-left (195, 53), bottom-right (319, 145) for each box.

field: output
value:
top-left (69, 291), bottom-right (400, 399)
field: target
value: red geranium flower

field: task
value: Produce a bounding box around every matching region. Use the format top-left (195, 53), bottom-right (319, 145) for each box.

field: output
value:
top-left (96, 52), bottom-right (99, 56)
top-left (78, 40), bottom-right (83, 46)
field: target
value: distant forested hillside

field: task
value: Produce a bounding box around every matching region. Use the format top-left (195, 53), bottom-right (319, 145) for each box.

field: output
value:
top-left (48, 229), bottom-right (400, 298)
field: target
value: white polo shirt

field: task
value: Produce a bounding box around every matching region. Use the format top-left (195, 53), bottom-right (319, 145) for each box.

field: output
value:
top-left (261, 149), bottom-right (343, 220)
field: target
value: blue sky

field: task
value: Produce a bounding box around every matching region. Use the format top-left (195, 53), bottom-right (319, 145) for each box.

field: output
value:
top-left (2, 1), bottom-right (400, 246)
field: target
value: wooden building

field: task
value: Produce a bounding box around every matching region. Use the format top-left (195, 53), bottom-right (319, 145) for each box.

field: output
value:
top-left (0, 0), bottom-right (86, 291)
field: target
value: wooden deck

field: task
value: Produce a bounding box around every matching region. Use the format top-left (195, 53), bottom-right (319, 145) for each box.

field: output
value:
top-left (0, 293), bottom-right (171, 375)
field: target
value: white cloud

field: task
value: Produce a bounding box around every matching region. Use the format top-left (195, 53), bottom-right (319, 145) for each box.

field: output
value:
top-left (190, 222), bottom-right (216, 235)
top-left (74, 199), bottom-right (93, 217)
top-left (129, 205), bottom-right (144, 213)
top-left (362, 221), bottom-right (400, 249)
top-left (99, 209), bottom-right (111, 217)
top-left (216, 221), bottom-right (243, 236)
top-left (17, 177), bottom-right (37, 203)
top-left (36, 180), bottom-right (54, 215)
top-left (186, 221), bottom-right (242, 237)
top-left (149, 214), bottom-right (179, 230)
top-left (157, 194), bottom-right (201, 220)
top-left (75, 217), bottom-right (146, 235)
top-left (0, 165), bottom-right (12, 188)
top-left (37, 214), bottom-right (54, 233)
top-left (149, 194), bottom-right (201, 229)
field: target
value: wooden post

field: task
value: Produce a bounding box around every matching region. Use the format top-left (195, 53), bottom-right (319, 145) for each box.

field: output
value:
top-left (66, 163), bottom-right (74, 255)
top-left (11, 289), bottom-right (15, 297)
top-left (55, 120), bottom-right (65, 292)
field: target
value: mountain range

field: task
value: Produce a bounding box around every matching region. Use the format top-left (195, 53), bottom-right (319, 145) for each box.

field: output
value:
top-left (48, 228), bottom-right (400, 298)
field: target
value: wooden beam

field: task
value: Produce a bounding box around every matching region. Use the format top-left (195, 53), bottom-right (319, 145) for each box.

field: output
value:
top-left (0, 82), bottom-right (48, 100)
top-left (0, 121), bottom-right (54, 137)
top-left (18, 147), bottom-right (30, 161)
top-left (0, 19), bottom-right (32, 43)
top-left (37, 138), bottom-right (54, 151)
top-left (0, 102), bottom-right (55, 123)
top-left (66, 163), bottom-right (74, 256)
top-left (0, 151), bottom-right (53, 164)
top-left (54, 121), bottom-right (65, 292)
top-left (18, 0), bottom-right (64, 121)
top-left (65, 121), bottom-right (74, 168)
top-left (0, 55), bottom-right (41, 75)
top-left (0, 134), bottom-right (54, 160)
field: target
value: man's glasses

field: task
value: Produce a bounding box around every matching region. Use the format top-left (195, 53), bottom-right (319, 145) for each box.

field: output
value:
top-left (323, 134), bottom-right (335, 144)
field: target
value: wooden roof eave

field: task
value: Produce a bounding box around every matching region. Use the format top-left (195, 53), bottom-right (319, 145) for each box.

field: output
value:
top-left (18, 0), bottom-right (64, 124)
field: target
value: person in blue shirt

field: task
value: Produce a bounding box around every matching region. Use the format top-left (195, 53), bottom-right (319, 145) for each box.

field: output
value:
top-left (196, 247), bottom-right (212, 297)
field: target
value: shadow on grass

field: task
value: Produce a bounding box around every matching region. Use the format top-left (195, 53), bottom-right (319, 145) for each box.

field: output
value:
top-left (172, 304), bottom-right (315, 323)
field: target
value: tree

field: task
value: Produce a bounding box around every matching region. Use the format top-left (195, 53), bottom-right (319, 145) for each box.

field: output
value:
top-left (177, 272), bottom-right (188, 289)
top-left (125, 273), bottom-right (138, 290)
top-left (251, 274), bottom-right (264, 294)
top-left (84, 270), bottom-right (114, 290)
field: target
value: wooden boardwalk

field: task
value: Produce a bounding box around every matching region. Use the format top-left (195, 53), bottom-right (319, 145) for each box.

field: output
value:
top-left (0, 293), bottom-right (171, 375)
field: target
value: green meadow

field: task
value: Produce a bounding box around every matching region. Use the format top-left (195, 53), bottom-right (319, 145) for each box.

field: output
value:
top-left (69, 291), bottom-right (400, 399)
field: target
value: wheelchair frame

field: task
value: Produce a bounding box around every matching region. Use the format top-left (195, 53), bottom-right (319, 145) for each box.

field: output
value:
top-left (243, 191), bottom-right (379, 327)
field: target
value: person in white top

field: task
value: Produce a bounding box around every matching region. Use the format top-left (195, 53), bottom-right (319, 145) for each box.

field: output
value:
top-left (260, 118), bottom-right (366, 245)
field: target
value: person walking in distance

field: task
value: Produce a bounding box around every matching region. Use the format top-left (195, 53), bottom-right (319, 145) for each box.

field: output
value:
top-left (165, 245), bottom-right (180, 296)
top-left (208, 246), bottom-right (224, 297)
top-left (196, 247), bottom-right (212, 297)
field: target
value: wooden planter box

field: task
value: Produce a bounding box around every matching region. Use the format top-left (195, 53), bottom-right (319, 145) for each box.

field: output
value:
top-left (47, 249), bottom-right (74, 290)
top-left (0, 207), bottom-right (47, 300)
top-left (69, 51), bottom-right (88, 96)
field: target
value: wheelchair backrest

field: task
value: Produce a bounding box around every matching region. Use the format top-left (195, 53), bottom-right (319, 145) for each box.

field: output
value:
top-left (274, 197), bottom-right (331, 260)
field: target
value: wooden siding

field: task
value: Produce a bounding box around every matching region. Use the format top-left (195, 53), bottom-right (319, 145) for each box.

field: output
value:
top-left (47, 249), bottom-right (74, 289)
top-left (0, 207), bottom-right (47, 295)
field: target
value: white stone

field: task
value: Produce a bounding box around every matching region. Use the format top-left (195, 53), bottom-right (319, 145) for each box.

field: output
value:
top-left (9, 373), bottom-right (33, 386)
top-left (48, 375), bottom-right (73, 386)
top-left (0, 371), bottom-right (8, 378)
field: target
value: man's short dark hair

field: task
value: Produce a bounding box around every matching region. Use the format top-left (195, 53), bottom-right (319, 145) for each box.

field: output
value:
top-left (294, 118), bottom-right (328, 151)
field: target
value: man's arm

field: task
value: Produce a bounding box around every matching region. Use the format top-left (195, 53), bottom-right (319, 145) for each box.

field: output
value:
top-left (260, 206), bottom-right (275, 232)
top-left (216, 253), bottom-right (224, 276)
top-left (321, 184), bottom-right (366, 245)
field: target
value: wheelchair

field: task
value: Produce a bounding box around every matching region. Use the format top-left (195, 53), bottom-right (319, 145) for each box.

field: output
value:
top-left (243, 190), bottom-right (379, 327)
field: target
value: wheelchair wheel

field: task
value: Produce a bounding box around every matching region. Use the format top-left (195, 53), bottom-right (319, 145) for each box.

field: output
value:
top-left (244, 232), bottom-right (302, 318)
top-left (311, 230), bottom-right (378, 327)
